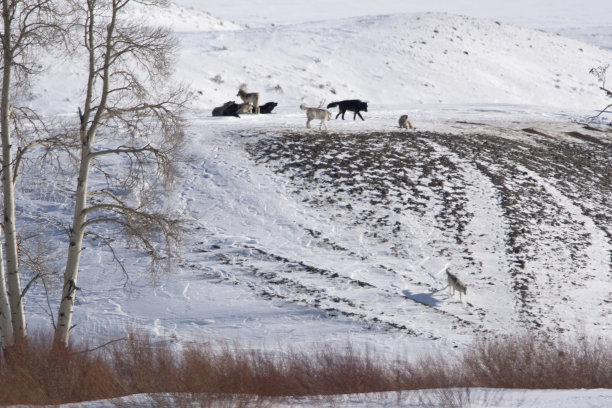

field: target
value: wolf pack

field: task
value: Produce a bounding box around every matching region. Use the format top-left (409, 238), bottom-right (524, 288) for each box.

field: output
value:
top-left (213, 88), bottom-right (467, 301)
top-left (212, 87), bottom-right (416, 132)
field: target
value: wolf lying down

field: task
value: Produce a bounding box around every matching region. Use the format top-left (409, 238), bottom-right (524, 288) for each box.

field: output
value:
top-left (399, 114), bottom-right (415, 129)
top-left (211, 101), bottom-right (244, 117)
top-left (212, 101), bottom-right (278, 117)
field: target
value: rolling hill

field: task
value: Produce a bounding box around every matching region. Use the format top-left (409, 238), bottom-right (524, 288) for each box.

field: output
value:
top-left (23, 2), bottom-right (612, 360)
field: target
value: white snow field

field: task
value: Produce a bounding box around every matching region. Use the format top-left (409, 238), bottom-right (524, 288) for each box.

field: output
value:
top-left (15, 0), bottom-right (612, 406)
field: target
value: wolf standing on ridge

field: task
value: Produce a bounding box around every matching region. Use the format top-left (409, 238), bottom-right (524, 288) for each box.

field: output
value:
top-left (237, 88), bottom-right (260, 114)
top-left (327, 99), bottom-right (368, 120)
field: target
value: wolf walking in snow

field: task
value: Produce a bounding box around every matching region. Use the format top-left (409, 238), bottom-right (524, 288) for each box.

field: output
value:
top-left (446, 270), bottom-right (467, 301)
top-left (327, 99), bottom-right (368, 120)
top-left (300, 103), bottom-right (332, 130)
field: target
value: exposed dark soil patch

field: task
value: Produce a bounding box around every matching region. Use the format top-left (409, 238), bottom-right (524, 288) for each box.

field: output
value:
top-left (239, 128), bottom-right (611, 333)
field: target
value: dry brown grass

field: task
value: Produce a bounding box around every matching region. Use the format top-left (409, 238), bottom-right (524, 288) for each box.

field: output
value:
top-left (461, 333), bottom-right (612, 389)
top-left (0, 330), bottom-right (610, 405)
top-left (0, 331), bottom-right (124, 405)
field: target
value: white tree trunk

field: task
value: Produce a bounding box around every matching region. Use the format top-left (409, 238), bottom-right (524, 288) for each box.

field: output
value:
top-left (0, 228), bottom-right (15, 348)
top-left (55, 0), bottom-right (112, 347)
top-left (55, 0), bottom-right (185, 346)
top-left (55, 142), bottom-right (92, 347)
top-left (1, 4), bottom-right (27, 341)
top-left (1, 122), bottom-right (26, 341)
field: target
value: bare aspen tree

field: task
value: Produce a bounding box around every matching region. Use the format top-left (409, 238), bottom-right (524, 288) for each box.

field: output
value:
top-left (0, 230), bottom-right (13, 347)
top-left (0, 0), bottom-right (59, 346)
top-left (54, 0), bottom-right (186, 347)
top-left (589, 64), bottom-right (612, 119)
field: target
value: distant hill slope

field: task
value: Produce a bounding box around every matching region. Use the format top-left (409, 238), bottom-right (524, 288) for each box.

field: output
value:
top-left (31, 10), bottom-right (612, 116)
top-left (174, 12), bottom-right (612, 111)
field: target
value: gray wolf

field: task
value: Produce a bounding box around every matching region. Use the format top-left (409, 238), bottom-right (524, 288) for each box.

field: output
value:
top-left (212, 101), bottom-right (240, 117)
top-left (446, 270), bottom-right (467, 301)
top-left (236, 102), bottom-right (253, 114)
top-left (327, 99), bottom-right (368, 120)
top-left (399, 115), bottom-right (415, 129)
top-left (237, 89), bottom-right (260, 114)
top-left (259, 102), bottom-right (278, 114)
top-left (300, 103), bottom-right (331, 130)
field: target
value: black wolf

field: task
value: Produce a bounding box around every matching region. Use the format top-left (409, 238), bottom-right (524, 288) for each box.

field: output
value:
top-left (259, 101), bottom-right (278, 114)
top-left (212, 101), bottom-right (240, 117)
top-left (327, 99), bottom-right (368, 120)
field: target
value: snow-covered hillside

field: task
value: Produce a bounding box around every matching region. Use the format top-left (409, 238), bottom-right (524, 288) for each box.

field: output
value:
top-left (13, 0), bottom-right (612, 406)
top-left (23, 0), bottom-right (612, 361)
top-left (34, 4), bottom-right (612, 117)
top-left (177, 11), bottom-right (610, 112)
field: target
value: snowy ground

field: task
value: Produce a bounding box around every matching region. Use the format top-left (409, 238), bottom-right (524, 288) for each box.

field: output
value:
top-left (47, 388), bottom-right (612, 408)
top-left (14, 0), bottom-right (612, 406)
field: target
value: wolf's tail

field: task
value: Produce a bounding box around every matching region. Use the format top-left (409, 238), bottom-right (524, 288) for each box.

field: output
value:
top-left (300, 103), bottom-right (307, 110)
top-left (326, 102), bottom-right (339, 108)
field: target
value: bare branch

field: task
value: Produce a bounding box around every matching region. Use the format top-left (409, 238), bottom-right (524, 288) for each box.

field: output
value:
top-left (588, 64), bottom-right (612, 122)
top-left (590, 102), bottom-right (612, 119)
top-left (55, 0), bottom-right (188, 347)
top-left (84, 230), bottom-right (131, 287)
top-left (70, 336), bottom-right (127, 354)
top-left (88, 142), bottom-right (161, 159)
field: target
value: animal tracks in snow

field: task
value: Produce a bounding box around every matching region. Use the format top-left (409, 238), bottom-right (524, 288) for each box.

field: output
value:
top-left (242, 126), bottom-right (612, 337)
top-left (176, 120), bottom-right (611, 348)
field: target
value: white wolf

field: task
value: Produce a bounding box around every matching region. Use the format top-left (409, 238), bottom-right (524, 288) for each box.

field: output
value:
top-left (237, 89), bottom-right (260, 114)
top-left (446, 270), bottom-right (467, 301)
top-left (398, 114), bottom-right (415, 129)
top-left (300, 103), bottom-right (331, 130)
top-left (235, 102), bottom-right (253, 114)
